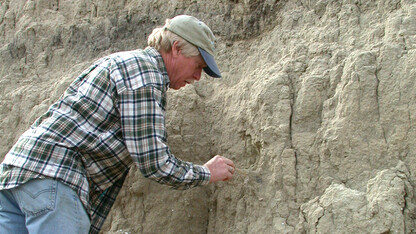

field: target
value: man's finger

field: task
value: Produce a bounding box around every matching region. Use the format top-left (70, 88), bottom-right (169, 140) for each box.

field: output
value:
top-left (221, 157), bottom-right (235, 167)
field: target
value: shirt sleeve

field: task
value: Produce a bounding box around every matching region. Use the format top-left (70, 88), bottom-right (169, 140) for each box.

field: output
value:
top-left (118, 86), bottom-right (211, 189)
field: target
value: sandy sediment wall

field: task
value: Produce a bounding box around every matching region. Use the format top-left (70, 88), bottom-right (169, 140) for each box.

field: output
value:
top-left (1, 0), bottom-right (416, 233)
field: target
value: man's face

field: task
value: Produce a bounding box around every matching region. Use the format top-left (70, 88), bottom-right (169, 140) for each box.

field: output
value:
top-left (168, 51), bottom-right (206, 90)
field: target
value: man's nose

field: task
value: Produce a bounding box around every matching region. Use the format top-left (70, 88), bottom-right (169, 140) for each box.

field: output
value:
top-left (194, 70), bottom-right (202, 81)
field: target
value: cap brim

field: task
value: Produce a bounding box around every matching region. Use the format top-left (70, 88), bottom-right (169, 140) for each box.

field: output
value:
top-left (198, 48), bottom-right (221, 78)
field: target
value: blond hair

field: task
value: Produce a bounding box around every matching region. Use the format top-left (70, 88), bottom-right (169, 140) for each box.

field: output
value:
top-left (148, 19), bottom-right (199, 57)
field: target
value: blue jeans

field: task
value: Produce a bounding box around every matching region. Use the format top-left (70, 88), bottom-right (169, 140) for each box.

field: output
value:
top-left (0, 178), bottom-right (90, 233)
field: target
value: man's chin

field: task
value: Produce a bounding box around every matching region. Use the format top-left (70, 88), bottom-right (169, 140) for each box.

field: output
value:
top-left (169, 84), bottom-right (185, 90)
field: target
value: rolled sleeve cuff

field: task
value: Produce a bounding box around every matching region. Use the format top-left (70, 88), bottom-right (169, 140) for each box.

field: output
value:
top-left (195, 165), bottom-right (211, 186)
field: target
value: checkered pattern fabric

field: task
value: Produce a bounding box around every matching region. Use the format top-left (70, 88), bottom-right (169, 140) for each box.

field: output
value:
top-left (0, 47), bottom-right (211, 233)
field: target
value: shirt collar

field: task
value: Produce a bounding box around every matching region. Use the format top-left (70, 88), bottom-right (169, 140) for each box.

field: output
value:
top-left (144, 47), bottom-right (170, 89)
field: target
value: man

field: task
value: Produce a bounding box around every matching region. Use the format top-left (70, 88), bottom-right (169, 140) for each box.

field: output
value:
top-left (0, 15), bottom-right (235, 234)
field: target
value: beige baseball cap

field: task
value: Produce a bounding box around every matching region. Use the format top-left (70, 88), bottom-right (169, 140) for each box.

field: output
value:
top-left (166, 15), bottom-right (221, 78)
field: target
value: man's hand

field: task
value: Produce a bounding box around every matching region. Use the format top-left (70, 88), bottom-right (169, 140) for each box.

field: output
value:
top-left (203, 155), bottom-right (235, 183)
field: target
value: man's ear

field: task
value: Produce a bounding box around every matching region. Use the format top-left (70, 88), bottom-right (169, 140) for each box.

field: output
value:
top-left (171, 41), bottom-right (181, 58)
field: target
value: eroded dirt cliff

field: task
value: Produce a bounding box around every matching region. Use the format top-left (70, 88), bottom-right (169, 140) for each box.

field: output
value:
top-left (1, 0), bottom-right (416, 233)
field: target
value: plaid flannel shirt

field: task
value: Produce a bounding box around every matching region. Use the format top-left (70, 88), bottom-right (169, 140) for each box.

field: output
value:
top-left (0, 47), bottom-right (211, 233)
